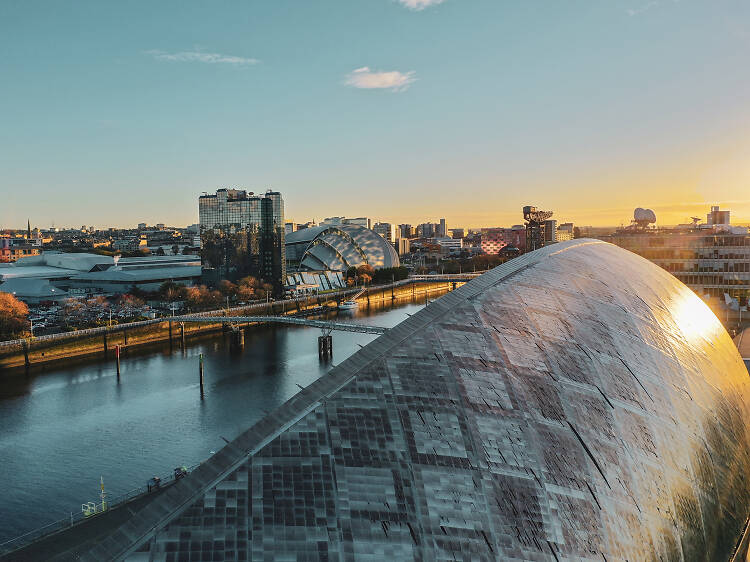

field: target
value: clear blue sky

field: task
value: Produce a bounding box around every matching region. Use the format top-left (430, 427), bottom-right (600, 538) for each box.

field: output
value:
top-left (2, 0), bottom-right (750, 229)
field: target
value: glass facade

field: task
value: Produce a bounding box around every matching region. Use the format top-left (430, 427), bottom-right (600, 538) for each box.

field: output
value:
top-left (607, 229), bottom-right (750, 298)
top-left (198, 189), bottom-right (285, 293)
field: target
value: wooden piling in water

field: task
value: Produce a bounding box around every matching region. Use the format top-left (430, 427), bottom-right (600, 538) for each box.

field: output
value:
top-left (115, 344), bottom-right (120, 378)
top-left (199, 353), bottom-right (204, 391)
top-left (23, 340), bottom-right (30, 369)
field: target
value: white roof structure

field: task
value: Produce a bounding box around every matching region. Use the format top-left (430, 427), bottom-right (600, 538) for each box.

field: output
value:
top-left (0, 278), bottom-right (68, 301)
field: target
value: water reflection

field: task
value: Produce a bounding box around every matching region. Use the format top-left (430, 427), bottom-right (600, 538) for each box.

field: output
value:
top-left (0, 294), bottom-right (439, 543)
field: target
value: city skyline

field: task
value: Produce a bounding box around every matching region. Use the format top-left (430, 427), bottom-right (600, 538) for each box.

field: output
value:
top-left (3, 1), bottom-right (750, 228)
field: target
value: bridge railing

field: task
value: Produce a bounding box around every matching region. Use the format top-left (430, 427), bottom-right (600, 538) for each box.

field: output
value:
top-left (0, 277), bottom-right (464, 350)
top-left (0, 460), bottom-right (203, 556)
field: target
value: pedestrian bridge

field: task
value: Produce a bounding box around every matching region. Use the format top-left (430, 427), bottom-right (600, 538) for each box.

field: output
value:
top-left (408, 273), bottom-right (482, 282)
top-left (175, 315), bottom-right (388, 335)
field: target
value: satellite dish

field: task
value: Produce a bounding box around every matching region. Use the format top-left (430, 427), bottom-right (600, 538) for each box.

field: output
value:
top-left (633, 208), bottom-right (656, 228)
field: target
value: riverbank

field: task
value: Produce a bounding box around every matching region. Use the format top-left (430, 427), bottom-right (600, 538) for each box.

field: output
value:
top-left (0, 280), bottom-right (458, 373)
top-left (0, 292), bottom-right (446, 551)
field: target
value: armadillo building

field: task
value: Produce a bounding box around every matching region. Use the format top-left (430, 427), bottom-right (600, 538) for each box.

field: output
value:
top-left (286, 224), bottom-right (400, 271)
top-left (33, 240), bottom-right (750, 560)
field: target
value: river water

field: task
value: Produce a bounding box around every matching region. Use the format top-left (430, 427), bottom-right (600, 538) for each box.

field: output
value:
top-left (0, 295), bottom-right (435, 544)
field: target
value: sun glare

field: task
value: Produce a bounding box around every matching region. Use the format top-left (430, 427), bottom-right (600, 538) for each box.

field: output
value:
top-left (671, 291), bottom-right (724, 344)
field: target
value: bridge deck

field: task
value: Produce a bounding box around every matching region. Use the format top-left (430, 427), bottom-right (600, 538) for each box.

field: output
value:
top-left (175, 316), bottom-right (388, 335)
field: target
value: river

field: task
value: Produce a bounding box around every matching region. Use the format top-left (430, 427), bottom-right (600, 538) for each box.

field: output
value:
top-left (0, 295), bottom-right (435, 544)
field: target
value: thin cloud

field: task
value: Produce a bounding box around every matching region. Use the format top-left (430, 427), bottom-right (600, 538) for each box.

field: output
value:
top-left (627, 2), bottom-right (659, 16)
top-left (397, 0), bottom-right (446, 10)
top-left (146, 50), bottom-right (259, 65)
top-left (344, 67), bottom-right (416, 92)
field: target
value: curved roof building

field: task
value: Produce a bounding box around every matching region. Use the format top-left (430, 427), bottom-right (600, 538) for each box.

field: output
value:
top-left (46, 240), bottom-right (750, 561)
top-left (286, 224), bottom-right (399, 271)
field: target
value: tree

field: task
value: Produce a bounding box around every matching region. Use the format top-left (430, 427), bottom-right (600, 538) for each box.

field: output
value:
top-left (172, 244), bottom-right (180, 255)
top-left (118, 294), bottom-right (145, 308)
top-left (0, 293), bottom-right (29, 340)
top-left (159, 281), bottom-right (184, 301)
top-left (356, 264), bottom-right (375, 277)
top-left (238, 276), bottom-right (260, 289)
top-left (217, 280), bottom-right (238, 297)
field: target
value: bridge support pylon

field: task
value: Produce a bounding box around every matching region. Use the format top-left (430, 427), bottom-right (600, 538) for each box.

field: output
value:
top-left (318, 334), bottom-right (333, 360)
top-left (230, 326), bottom-right (244, 347)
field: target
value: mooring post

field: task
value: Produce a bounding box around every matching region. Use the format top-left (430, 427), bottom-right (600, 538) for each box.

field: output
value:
top-left (123, 328), bottom-right (128, 345)
top-left (103, 329), bottom-right (108, 357)
top-left (199, 353), bottom-right (204, 391)
top-left (168, 320), bottom-right (173, 346)
top-left (23, 339), bottom-right (30, 369)
top-left (115, 344), bottom-right (120, 378)
top-left (180, 322), bottom-right (185, 348)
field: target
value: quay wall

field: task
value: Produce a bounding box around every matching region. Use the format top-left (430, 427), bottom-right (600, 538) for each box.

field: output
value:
top-left (0, 281), bottom-right (456, 372)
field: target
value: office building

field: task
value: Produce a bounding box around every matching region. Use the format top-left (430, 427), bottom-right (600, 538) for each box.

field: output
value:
top-left (284, 222), bottom-right (297, 235)
top-left (396, 237), bottom-right (410, 255)
top-left (449, 228), bottom-right (465, 239)
top-left (0, 237), bottom-right (42, 263)
top-left (320, 217), bottom-right (372, 229)
top-left (480, 226), bottom-right (526, 254)
top-left (544, 219), bottom-right (557, 243)
top-left (373, 222), bottom-right (397, 243)
top-left (434, 237), bottom-right (463, 252)
top-left (417, 222), bottom-right (435, 238)
top-left (557, 222), bottom-right (574, 241)
top-left (606, 217), bottom-right (750, 300)
top-left (344, 217), bottom-right (371, 229)
top-left (437, 218), bottom-right (447, 238)
top-left (398, 224), bottom-right (415, 239)
top-left (707, 205), bottom-right (730, 226)
top-left (198, 188), bottom-right (285, 294)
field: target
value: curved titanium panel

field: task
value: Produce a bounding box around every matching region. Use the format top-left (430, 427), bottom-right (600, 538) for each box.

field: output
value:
top-left (79, 240), bottom-right (750, 561)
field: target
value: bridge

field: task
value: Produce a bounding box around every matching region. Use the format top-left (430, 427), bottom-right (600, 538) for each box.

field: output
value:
top-left (175, 315), bottom-right (388, 335)
top-left (408, 273), bottom-right (482, 282)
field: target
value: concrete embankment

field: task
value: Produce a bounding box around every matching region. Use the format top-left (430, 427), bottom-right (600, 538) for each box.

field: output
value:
top-left (0, 281), bottom-right (455, 373)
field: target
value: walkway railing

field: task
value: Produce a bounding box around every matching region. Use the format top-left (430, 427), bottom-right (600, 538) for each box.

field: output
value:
top-left (0, 276), bottom-right (475, 350)
top-left (0, 275), bottom-right (479, 553)
top-left (176, 315), bottom-right (388, 335)
top-left (0, 461), bottom-right (202, 555)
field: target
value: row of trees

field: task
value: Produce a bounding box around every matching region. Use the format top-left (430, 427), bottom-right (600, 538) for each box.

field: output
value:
top-left (153, 276), bottom-right (274, 311)
top-left (344, 265), bottom-right (409, 286)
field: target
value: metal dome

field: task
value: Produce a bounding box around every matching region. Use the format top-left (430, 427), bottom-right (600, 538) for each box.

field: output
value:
top-left (286, 224), bottom-right (400, 271)
top-left (78, 240), bottom-right (750, 561)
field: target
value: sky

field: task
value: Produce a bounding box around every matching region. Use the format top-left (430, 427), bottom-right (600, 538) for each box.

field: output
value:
top-left (2, 0), bottom-right (750, 230)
